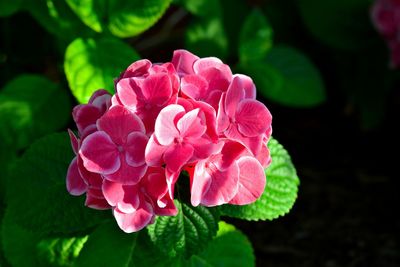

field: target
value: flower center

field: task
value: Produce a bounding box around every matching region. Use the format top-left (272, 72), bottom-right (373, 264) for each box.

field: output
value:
top-left (175, 136), bottom-right (183, 144)
top-left (144, 103), bottom-right (152, 110)
top-left (117, 145), bottom-right (124, 152)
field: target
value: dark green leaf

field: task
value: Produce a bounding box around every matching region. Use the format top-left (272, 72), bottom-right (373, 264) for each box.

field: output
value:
top-left (147, 201), bottom-right (219, 258)
top-left (239, 9), bottom-right (273, 63)
top-left (64, 37), bottom-right (139, 103)
top-left (175, 0), bottom-right (221, 18)
top-left (66, 0), bottom-right (171, 38)
top-left (220, 138), bottom-right (300, 221)
top-left (75, 222), bottom-right (137, 267)
top-left (0, 0), bottom-right (22, 17)
top-left (0, 74), bottom-right (70, 149)
top-left (6, 133), bottom-right (110, 236)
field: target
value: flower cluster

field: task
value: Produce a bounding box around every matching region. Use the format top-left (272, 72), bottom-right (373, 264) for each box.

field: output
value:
top-left (66, 50), bottom-right (272, 233)
top-left (371, 0), bottom-right (400, 68)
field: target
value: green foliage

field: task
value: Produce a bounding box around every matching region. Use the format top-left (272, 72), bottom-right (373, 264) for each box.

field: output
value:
top-left (220, 138), bottom-right (300, 221)
top-left (0, 0), bottom-right (22, 17)
top-left (6, 133), bottom-right (109, 236)
top-left (147, 201), bottom-right (220, 258)
top-left (66, 0), bottom-right (171, 38)
top-left (75, 222), bottom-right (137, 267)
top-left (239, 9), bottom-right (273, 63)
top-left (241, 46), bottom-right (326, 107)
top-left (64, 37), bottom-right (139, 103)
top-left (0, 75), bottom-right (70, 150)
top-left (176, 0), bottom-right (220, 18)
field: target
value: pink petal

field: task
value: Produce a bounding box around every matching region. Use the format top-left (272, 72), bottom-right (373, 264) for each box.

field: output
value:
top-left (233, 74), bottom-right (256, 99)
top-left (124, 132), bottom-right (148, 167)
top-left (68, 129), bottom-right (79, 155)
top-left (154, 104), bottom-right (184, 146)
top-left (103, 154), bottom-right (147, 185)
top-left (236, 99), bottom-right (272, 137)
top-left (204, 90), bottom-right (223, 114)
top-left (216, 140), bottom-right (247, 170)
top-left (111, 94), bottom-right (123, 107)
top-left (229, 156), bottom-right (266, 205)
top-left (102, 180), bottom-right (140, 213)
top-left (66, 157), bottom-right (87, 196)
top-left (171, 49), bottom-right (199, 76)
top-left (79, 131), bottom-right (120, 175)
top-left (181, 75), bottom-right (208, 100)
top-left (87, 187), bottom-right (105, 199)
top-left (85, 194), bottom-right (111, 210)
top-left (77, 155), bottom-right (103, 189)
top-left (193, 57), bottom-right (224, 73)
top-left (142, 73), bottom-right (172, 106)
top-left (225, 76), bottom-right (245, 117)
top-left (113, 202), bottom-right (154, 233)
top-left (190, 137), bottom-right (217, 161)
top-left (164, 143), bottom-right (194, 173)
top-left (116, 78), bottom-right (140, 108)
top-left (177, 108), bottom-right (206, 139)
top-left (187, 99), bottom-right (218, 142)
top-left (88, 89), bottom-right (110, 104)
top-left (145, 135), bottom-right (167, 166)
top-left (80, 124), bottom-right (98, 140)
top-left (97, 105), bottom-right (145, 145)
top-left (225, 125), bottom-right (263, 156)
top-left (216, 93), bottom-right (229, 134)
top-left (91, 94), bottom-right (111, 112)
top-left (72, 104), bottom-right (101, 133)
top-left (120, 59), bottom-right (151, 79)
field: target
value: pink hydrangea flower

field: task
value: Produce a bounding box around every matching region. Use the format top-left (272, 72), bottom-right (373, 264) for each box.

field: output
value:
top-left (371, 0), bottom-right (400, 68)
top-left (67, 50), bottom-right (273, 233)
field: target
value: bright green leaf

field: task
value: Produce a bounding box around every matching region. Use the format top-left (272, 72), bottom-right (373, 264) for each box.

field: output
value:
top-left (64, 37), bottom-right (139, 103)
top-left (75, 222), bottom-right (137, 267)
top-left (0, 0), bottom-right (22, 17)
top-left (0, 74), bottom-right (70, 149)
top-left (185, 18), bottom-right (228, 60)
top-left (239, 9), bottom-right (273, 63)
top-left (219, 138), bottom-right (300, 221)
top-left (147, 201), bottom-right (219, 258)
top-left (242, 46), bottom-right (326, 107)
top-left (6, 133), bottom-right (110, 236)
top-left (66, 0), bottom-right (171, 38)
top-left (36, 236), bottom-right (88, 267)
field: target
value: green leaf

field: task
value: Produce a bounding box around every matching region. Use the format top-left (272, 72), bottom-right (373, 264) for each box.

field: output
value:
top-left (298, 0), bottom-right (374, 51)
top-left (219, 138), bottom-right (300, 221)
top-left (242, 46), bottom-right (326, 107)
top-left (36, 236), bottom-right (88, 267)
top-left (175, 0), bottom-right (221, 18)
top-left (0, 74), bottom-right (70, 150)
top-left (64, 37), bottom-right (139, 103)
top-left (239, 9), bottom-right (273, 63)
top-left (185, 18), bottom-right (228, 60)
top-left (75, 222), bottom-right (137, 267)
top-left (0, 0), bottom-right (22, 17)
top-left (6, 133), bottom-right (109, 236)
top-left (66, 0), bottom-right (171, 38)
top-left (26, 0), bottom-right (93, 41)
top-left (185, 221), bottom-right (255, 267)
top-left (147, 201), bottom-right (219, 258)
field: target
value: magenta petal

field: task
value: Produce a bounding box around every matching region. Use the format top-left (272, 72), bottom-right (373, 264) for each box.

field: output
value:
top-left (72, 104), bottom-right (101, 133)
top-left (164, 143), bottom-right (194, 173)
top-left (120, 59), bottom-right (151, 79)
top-left (125, 132), bottom-right (148, 167)
top-left (88, 89), bottom-right (110, 104)
top-left (217, 140), bottom-right (246, 170)
top-left (68, 129), bottom-right (79, 155)
top-left (216, 93), bottom-right (229, 134)
top-left (113, 202), bottom-right (154, 233)
top-left (77, 155), bottom-right (103, 189)
top-left (190, 137), bottom-right (217, 160)
top-left (79, 131), bottom-right (120, 175)
top-left (181, 75), bottom-right (208, 100)
top-left (103, 154), bottom-right (147, 185)
top-left (229, 156), bottom-right (266, 205)
top-left (102, 180), bottom-right (140, 213)
top-left (154, 104), bottom-right (184, 146)
top-left (142, 73), bottom-right (172, 106)
top-left (188, 99), bottom-right (218, 142)
top-left (97, 105), bottom-right (145, 145)
top-left (85, 194), bottom-right (111, 210)
top-left (66, 157), bottom-right (87, 196)
top-left (236, 99), bottom-right (272, 137)
top-left (171, 49), bottom-right (199, 76)
top-left (177, 108), bottom-right (206, 139)
top-left (233, 74), bottom-right (256, 99)
top-left (145, 135), bottom-right (167, 166)
top-left (225, 76), bottom-right (245, 118)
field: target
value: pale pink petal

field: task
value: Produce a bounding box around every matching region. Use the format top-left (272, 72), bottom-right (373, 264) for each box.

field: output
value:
top-left (68, 129), bottom-right (79, 155)
top-left (79, 131), bottom-right (120, 175)
top-left (181, 75), bottom-right (208, 100)
top-left (97, 105), bottom-right (145, 145)
top-left (102, 180), bottom-right (140, 213)
top-left (142, 73), bottom-right (172, 106)
top-left (85, 194), bottom-right (111, 210)
top-left (177, 108), bottom-right (206, 139)
top-left (66, 157), bottom-right (87, 196)
top-left (233, 74), bottom-right (256, 99)
top-left (165, 169), bottom-right (180, 201)
top-left (225, 76), bottom-right (245, 117)
top-left (229, 156), bottom-right (266, 205)
top-left (103, 154), bottom-right (147, 185)
top-left (111, 94), bottom-right (123, 107)
top-left (193, 57), bottom-right (224, 73)
top-left (187, 99), bottom-right (218, 142)
top-left (190, 161), bottom-right (211, 207)
top-left (216, 93), bottom-right (229, 134)
top-left (72, 104), bottom-right (101, 133)
top-left (113, 202), bottom-right (154, 233)
top-left (236, 99), bottom-right (272, 137)
top-left (154, 104), bottom-right (184, 145)
top-left (120, 59), bottom-right (151, 79)
top-left (116, 78), bottom-right (141, 108)
top-left (124, 132), bottom-right (148, 167)
top-left (171, 49), bottom-right (199, 76)
top-left (145, 135), bottom-right (167, 166)
top-left (164, 143), bottom-right (194, 173)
